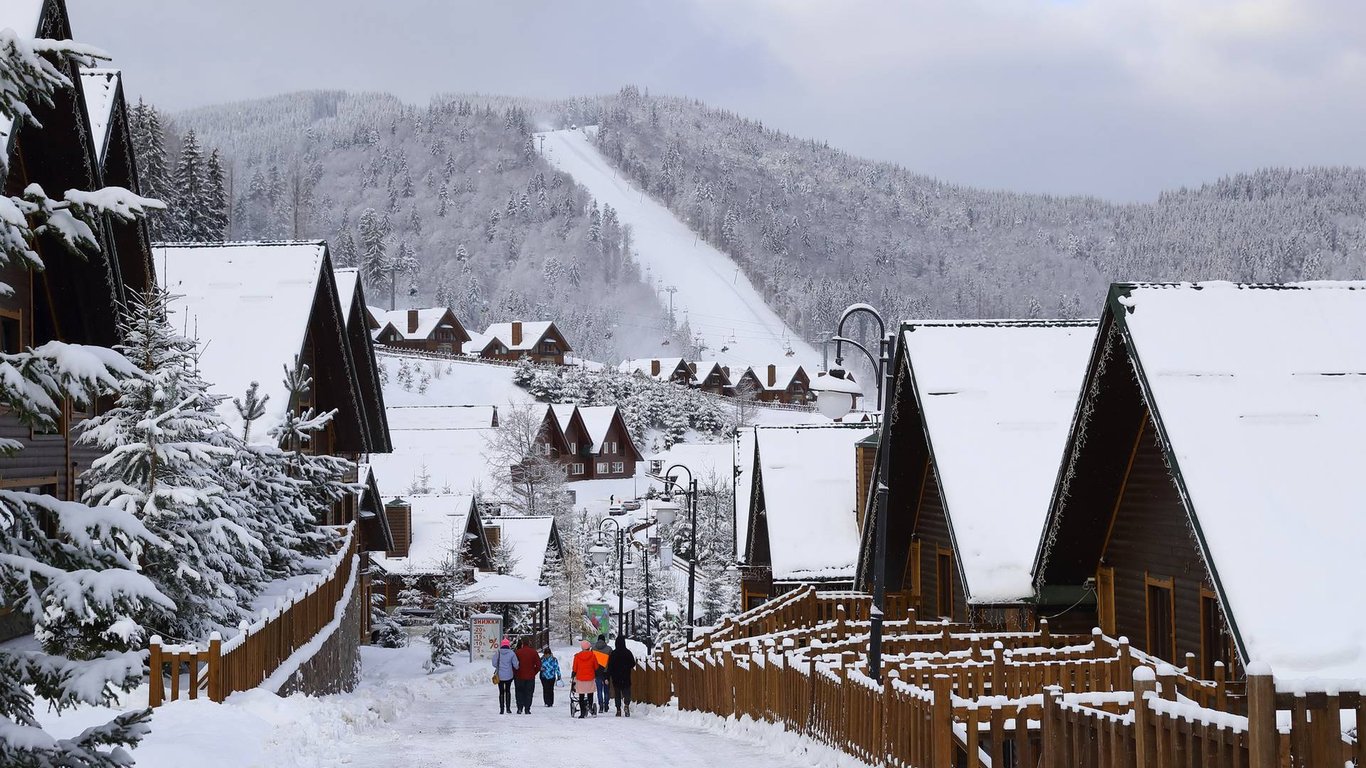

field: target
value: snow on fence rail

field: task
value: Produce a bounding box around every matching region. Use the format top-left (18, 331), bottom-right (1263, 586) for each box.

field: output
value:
top-left (147, 523), bottom-right (358, 707)
top-left (637, 588), bottom-right (1362, 767)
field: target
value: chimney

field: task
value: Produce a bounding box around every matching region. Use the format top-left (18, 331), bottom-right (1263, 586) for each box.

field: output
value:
top-left (407, 309), bottom-right (419, 334)
top-left (651, 359), bottom-right (661, 377)
top-left (511, 321), bottom-right (523, 347)
top-left (688, 362), bottom-right (698, 374)
top-left (384, 498), bottom-right (412, 558)
top-left (767, 364), bottom-right (776, 387)
top-left (723, 366), bottom-right (731, 377)
top-left (485, 523), bottom-right (501, 552)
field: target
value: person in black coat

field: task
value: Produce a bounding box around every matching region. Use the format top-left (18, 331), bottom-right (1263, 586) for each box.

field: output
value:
top-left (606, 635), bottom-right (636, 717)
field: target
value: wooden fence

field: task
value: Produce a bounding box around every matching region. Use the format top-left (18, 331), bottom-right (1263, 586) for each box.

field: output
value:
top-left (148, 524), bottom-right (358, 707)
top-left (636, 590), bottom-right (1361, 768)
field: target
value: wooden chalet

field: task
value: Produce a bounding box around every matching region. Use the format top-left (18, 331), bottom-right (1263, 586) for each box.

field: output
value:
top-left (727, 365), bottom-right (764, 398)
top-left (578, 405), bottom-right (642, 479)
top-left (158, 243), bottom-right (384, 536)
top-left (1035, 282), bottom-right (1366, 683)
top-left (741, 423), bottom-right (877, 609)
top-left (333, 269), bottom-right (392, 454)
top-left (755, 364), bottom-right (811, 404)
top-left (687, 361), bottom-right (731, 394)
top-left (853, 320), bottom-right (1096, 629)
top-left (620, 357), bottom-right (694, 386)
top-left (373, 306), bottom-right (470, 355)
top-left (0, 0), bottom-right (158, 641)
top-left (468, 320), bottom-right (571, 365)
top-left (373, 494), bottom-right (492, 607)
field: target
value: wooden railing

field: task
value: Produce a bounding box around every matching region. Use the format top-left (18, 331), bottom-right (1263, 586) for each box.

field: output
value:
top-left (636, 589), bottom-right (1361, 768)
top-left (148, 523), bottom-right (358, 707)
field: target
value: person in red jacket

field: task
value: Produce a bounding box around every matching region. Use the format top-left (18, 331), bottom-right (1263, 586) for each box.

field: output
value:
top-left (513, 639), bottom-right (542, 714)
top-left (571, 640), bottom-right (601, 718)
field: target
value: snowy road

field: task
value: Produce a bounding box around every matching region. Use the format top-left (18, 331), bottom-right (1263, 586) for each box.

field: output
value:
top-left (536, 128), bottom-right (821, 369)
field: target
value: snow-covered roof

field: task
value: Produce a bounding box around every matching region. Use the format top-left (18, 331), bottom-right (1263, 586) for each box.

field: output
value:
top-left (386, 405), bottom-right (497, 431)
top-left (367, 426), bottom-right (501, 497)
top-left (455, 573), bottom-right (552, 604)
top-left (479, 321), bottom-right (562, 352)
top-left (376, 307), bottom-right (461, 340)
top-left (648, 441), bottom-right (735, 484)
top-left (734, 428), bottom-right (757, 561)
top-left (371, 494), bottom-right (478, 576)
top-left (332, 269), bottom-right (361, 325)
top-left (578, 405), bottom-right (620, 453)
top-left (902, 320), bottom-right (1096, 604)
top-left (757, 364), bottom-right (806, 392)
top-left (565, 355), bottom-right (606, 371)
top-left (487, 516), bottom-right (556, 584)
top-left (619, 357), bottom-right (691, 382)
top-left (752, 424), bottom-right (877, 581)
top-left (688, 360), bottom-right (729, 384)
top-left (78, 68), bottom-right (119, 164)
top-left (157, 242), bottom-right (328, 442)
top-left (1113, 281), bottom-right (1366, 681)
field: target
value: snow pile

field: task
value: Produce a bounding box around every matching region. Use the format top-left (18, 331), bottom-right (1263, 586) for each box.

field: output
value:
top-left (368, 426), bottom-right (500, 496)
top-left (902, 320), bottom-right (1096, 603)
top-left (752, 424), bottom-right (878, 580)
top-left (455, 572), bottom-right (552, 604)
top-left (536, 128), bottom-right (818, 368)
top-left (385, 404), bottom-right (498, 430)
top-left (1118, 281), bottom-right (1366, 681)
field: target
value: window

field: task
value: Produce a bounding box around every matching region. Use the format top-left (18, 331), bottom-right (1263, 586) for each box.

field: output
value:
top-left (1200, 587), bottom-right (1227, 679)
top-left (1096, 566), bottom-right (1116, 636)
top-left (936, 549), bottom-right (954, 618)
top-left (541, 341), bottom-right (557, 354)
top-left (611, 462), bottom-right (624, 474)
top-left (595, 462), bottom-right (609, 474)
top-left (568, 442), bottom-right (576, 454)
top-left (571, 463), bottom-right (585, 476)
top-left (1145, 574), bottom-right (1176, 663)
top-left (0, 310), bottom-right (21, 353)
top-left (540, 443), bottom-right (551, 457)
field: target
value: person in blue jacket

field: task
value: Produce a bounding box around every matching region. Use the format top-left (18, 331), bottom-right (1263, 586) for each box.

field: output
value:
top-left (492, 638), bottom-right (519, 714)
top-left (539, 646), bottom-right (562, 707)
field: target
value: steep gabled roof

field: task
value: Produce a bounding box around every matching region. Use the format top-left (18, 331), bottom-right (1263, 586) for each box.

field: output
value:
top-left (371, 494), bottom-right (483, 576)
top-left (159, 242), bottom-right (365, 449)
top-left (901, 319), bottom-right (1096, 604)
top-left (0, 1), bottom-right (49, 155)
top-left (376, 306), bottom-right (470, 343)
top-left (1037, 281), bottom-right (1366, 681)
top-left (747, 423), bottom-right (877, 581)
top-left (757, 364), bottom-right (808, 392)
top-left (688, 360), bottom-right (730, 386)
top-left (619, 357), bottom-right (692, 382)
top-left (487, 516), bottom-right (560, 584)
top-left (578, 405), bottom-right (643, 461)
top-left (478, 321), bottom-right (571, 353)
top-left (333, 267), bottom-right (391, 453)
top-left (78, 68), bottom-right (118, 164)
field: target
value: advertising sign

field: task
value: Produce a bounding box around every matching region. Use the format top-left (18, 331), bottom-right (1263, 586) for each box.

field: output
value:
top-left (470, 613), bottom-right (503, 662)
top-left (585, 602), bottom-right (611, 640)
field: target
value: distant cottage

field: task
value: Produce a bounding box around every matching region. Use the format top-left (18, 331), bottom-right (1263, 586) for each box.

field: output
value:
top-left (468, 321), bottom-right (572, 365)
top-left (372, 306), bottom-right (471, 355)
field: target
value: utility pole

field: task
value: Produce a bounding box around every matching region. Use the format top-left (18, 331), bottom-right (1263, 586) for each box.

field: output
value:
top-left (663, 286), bottom-right (678, 325)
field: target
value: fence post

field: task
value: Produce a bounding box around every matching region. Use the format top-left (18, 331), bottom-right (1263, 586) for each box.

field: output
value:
top-left (1157, 664), bottom-right (1177, 702)
top-left (1213, 661), bottom-right (1226, 710)
top-left (148, 636), bottom-right (164, 708)
top-left (1041, 685), bottom-right (1063, 768)
top-left (1133, 666), bottom-right (1156, 768)
top-left (206, 632), bottom-right (223, 703)
top-left (932, 674), bottom-right (952, 768)
top-left (1247, 664), bottom-right (1276, 768)
top-left (1092, 627), bottom-right (1106, 659)
top-left (1039, 617), bottom-right (1051, 643)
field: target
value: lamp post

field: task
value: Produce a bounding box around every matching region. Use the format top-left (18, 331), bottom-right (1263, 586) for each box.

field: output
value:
top-left (591, 517), bottom-right (626, 634)
top-left (655, 464), bottom-right (698, 642)
top-left (810, 303), bottom-right (893, 682)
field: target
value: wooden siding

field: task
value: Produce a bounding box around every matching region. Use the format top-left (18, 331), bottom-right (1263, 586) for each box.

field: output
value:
top-left (854, 439), bottom-right (877, 536)
top-left (909, 467), bottom-right (969, 621)
top-left (1102, 411), bottom-right (1237, 674)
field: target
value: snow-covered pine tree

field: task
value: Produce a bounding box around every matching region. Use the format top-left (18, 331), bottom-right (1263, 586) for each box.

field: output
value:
top-left (0, 30), bottom-right (175, 766)
top-left (396, 573), bottom-right (428, 627)
top-left (80, 288), bottom-right (268, 639)
top-left (358, 207), bottom-right (390, 302)
top-left (426, 534), bottom-right (473, 670)
top-left (269, 359), bottom-right (355, 560)
top-left (170, 128), bottom-right (205, 240)
top-left (370, 593), bottom-right (407, 648)
top-left (129, 97), bottom-right (170, 240)
top-left (203, 148), bottom-right (229, 240)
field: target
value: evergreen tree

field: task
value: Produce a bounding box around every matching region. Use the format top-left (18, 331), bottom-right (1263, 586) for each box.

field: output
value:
top-left (80, 288), bottom-right (268, 638)
top-left (0, 34), bottom-right (172, 766)
top-left (358, 207), bottom-right (391, 300)
top-left (130, 98), bottom-right (170, 240)
top-left (203, 148), bottom-right (229, 240)
top-left (269, 360), bottom-right (355, 556)
top-left (426, 534), bottom-right (473, 670)
top-left (371, 594), bottom-right (407, 648)
top-left (334, 229), bottom-right (358, 268)
top-left (171, 128), bottom-right (206, 240)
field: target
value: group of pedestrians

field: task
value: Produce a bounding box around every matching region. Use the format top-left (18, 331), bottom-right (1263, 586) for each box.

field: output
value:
top-left (492, 634), bottom-right (635, 718)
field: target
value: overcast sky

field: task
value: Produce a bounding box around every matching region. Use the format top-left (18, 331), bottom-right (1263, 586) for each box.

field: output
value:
top-left (68, 0), bottom-right (1366, 201)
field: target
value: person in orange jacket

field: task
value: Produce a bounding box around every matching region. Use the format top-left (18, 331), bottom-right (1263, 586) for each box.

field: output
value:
top-left (571, 640), bottom-right (601, 718)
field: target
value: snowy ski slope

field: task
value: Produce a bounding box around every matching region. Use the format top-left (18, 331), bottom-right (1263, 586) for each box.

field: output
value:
top-left (536, 127), bottom-right (820, 369)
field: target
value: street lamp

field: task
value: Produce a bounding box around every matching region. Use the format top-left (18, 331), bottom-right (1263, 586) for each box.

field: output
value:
top-left (592, 518), bottom-right (626, 635)
top-left (656, 464), bottom-right (698, 642)
top-left (808, 368), bottom-right (864, 420)
top-left (819, 303), bottom-right (894, 682)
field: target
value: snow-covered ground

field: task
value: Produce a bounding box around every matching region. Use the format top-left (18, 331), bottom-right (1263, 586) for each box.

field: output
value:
top-left (536, 127), bottom-right (821, 370)
top-left (65, 644), bottom-right (867, 768)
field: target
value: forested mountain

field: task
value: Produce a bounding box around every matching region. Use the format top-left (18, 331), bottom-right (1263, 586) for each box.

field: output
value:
top-left (168, 88), bottom-right (1366, 357)
top-left (166, 92), bottom-right (663, 362)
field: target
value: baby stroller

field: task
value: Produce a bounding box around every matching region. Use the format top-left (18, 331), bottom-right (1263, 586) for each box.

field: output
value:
top-left (569, 678), bottom-right (598, 718)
